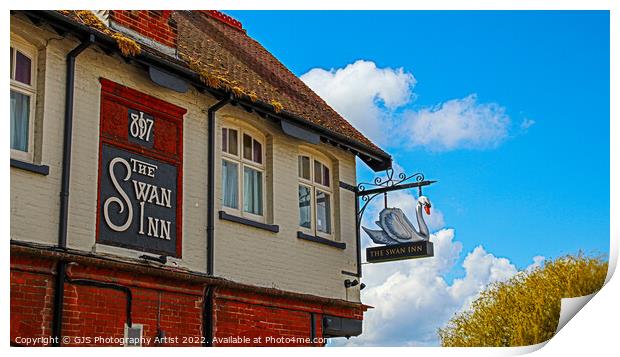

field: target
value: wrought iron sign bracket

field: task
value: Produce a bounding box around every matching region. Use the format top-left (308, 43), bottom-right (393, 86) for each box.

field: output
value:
top-left (355, 168), bottom-right (437, 230)
top-left (349, 168), bottom-right (437, 277)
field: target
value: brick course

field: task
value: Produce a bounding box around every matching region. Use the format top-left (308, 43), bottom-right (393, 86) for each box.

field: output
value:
top-left (11, 267), bottom-right (55, 346)
top-left (10, 249), bottom-right (366, 346)
top-left (110, 10), bottom-right (177, 49)
top-left (212, 286), bottom-right (363, 346)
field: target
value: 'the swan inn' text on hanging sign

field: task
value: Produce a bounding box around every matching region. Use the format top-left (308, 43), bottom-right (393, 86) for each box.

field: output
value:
top-left (366, 240), bottom-right (434, 263)
top-left (96, 78), bottom-right (187, 257)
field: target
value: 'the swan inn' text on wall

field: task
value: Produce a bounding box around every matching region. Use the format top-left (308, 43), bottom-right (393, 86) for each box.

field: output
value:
top-left (96, 79), bottom-right (186, 257)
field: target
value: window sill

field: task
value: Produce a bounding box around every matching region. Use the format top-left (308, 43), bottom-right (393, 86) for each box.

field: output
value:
top-left (218, 211), bottom-right (279, 233)
top-left (297, 231), bottom-right (346, 249)
top-left (10, 159), bottom-right (49, 175)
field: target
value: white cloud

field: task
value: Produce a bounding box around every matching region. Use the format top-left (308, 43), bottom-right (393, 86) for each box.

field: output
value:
top-left (302, 60), bottom-right (541, 346)
top-left (344, 190), bottom-right (532, 346)
top-left (331, 229), bottom-right (542, 346)
top-left (300, 61), bottom-right (526, 151)
top-left (300, 60), bottom-right (416, 145)
top-left (526, 255), bottom-right (546, 273)
top-left (403, 94), bottom-right (511, 151)
top-left (520, 118), bottom-right (536, 130)
top-left (447, 246), bottom-right (518, 311)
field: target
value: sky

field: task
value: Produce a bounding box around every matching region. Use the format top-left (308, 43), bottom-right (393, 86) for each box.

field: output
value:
top-left (228, 10), bottom-right (610, 346)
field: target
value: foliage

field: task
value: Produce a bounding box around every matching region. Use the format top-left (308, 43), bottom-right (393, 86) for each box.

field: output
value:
top-left (438, 253), bottom-right (608, 347)
top-left (182, 54), bottom-right (274, 109)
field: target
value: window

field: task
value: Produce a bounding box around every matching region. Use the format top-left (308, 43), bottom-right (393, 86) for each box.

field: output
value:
top-left (298, 154), bottom-right (333, 238)
top-left (10, 38), bottom-right (37, 162)
top-left (221, 126), bottom-right (265, 221)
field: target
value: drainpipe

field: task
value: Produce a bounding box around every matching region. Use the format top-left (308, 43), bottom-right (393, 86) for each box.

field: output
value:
top-left (206, 95), bottom-right (231, 276)
top-left (51, 35), bottom-right (94, 347)
top-left (202, 285), bottom-right (215, 346)
top-left (310, 312), bottom-right (317, 346)
top-left (355, 193), bottom-right (362, 278)
top-left (204, 96), bottom-right (230, 347)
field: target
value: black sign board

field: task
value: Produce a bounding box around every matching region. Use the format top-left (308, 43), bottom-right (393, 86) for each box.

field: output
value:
top-left (98, 144), bottom-right (177, 256)
top-left (366, 241), bottom-right (434, 263)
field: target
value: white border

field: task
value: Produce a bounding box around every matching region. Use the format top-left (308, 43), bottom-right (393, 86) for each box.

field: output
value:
top-left (3, 2), bottom-right (617, 357)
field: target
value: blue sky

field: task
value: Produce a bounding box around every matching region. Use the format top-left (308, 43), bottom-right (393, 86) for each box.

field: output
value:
top-left (228, 10), bottom-right (610, 345)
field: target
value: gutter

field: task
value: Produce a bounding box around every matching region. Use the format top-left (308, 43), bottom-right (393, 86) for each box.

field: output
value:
top-left (21, 10), bottom-right (392, 172)
top-left (51, 35), bottom-right (94, 347)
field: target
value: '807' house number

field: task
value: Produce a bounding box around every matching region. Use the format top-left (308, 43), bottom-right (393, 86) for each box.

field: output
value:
top-left (128, 109), bottom-right (155, 147)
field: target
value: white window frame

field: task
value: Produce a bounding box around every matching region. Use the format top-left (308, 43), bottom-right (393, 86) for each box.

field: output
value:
top-left (10, 35), bottom-right (37, 163)
top-left (298, 152), bottom-right (334, 240)
top-left (221, 125), bottom-right (266, 223)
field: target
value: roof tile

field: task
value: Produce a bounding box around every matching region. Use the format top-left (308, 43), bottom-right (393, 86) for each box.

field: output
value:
top-left (58, 10), bottom-right (389, 159)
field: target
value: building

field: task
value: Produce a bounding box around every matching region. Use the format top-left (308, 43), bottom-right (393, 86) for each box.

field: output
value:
top-left (10, 10), bottom-right (392, 346)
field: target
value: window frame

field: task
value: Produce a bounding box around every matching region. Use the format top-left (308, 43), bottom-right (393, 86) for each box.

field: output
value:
top-left (220, 125), bottom-right (266, 223)
top-left (10, 35), bottom-right (37, 163)
top-left (297, 152), bottom-right (334, 240)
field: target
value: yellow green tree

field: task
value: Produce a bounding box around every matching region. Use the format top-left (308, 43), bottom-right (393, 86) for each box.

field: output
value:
top-left (438, 253), bottom-right (608, 347)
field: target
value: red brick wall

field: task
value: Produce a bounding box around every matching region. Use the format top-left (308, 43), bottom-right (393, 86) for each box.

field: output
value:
top-left (60, 283), bottom-right (203, 346)
top-left (110, 10), bottom-right (177, 48)
top-left (10, 253), bottom-right (204, 346)
top-left (10, 258), bottom-right (55, 346)
top-left (214, 298), bottom-right (316, 346)
top-left (10, 250), bottom-right (366, 347)
top-left (61, 284), bottom-right (127, 345)
top-left (213, 287), bottom-right (365, 346)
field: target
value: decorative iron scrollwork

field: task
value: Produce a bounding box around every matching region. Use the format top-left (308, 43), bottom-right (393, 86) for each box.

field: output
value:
top-left (356, 168), bottom-right (429, 223)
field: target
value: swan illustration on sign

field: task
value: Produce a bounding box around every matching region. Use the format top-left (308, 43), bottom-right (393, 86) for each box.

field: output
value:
top-left (363, 196), bottom-right (432, 245)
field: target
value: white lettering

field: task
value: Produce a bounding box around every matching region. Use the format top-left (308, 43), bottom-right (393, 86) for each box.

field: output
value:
top-left (132, 180), bottom-right (150, 201)
top-left (130, 158), bottom-right (157, 178)
top-left (160, 220), bottom-right (171, 240)
top-left (148, 187), bottom-right (162, 206)
top-left (103, 157), bottom-right (133, 232)
top-left (129, 111), bottom-right (154, 142)
top-left (160, 187), bottom-right (172, 208)
top-left (145, 217), bottom-right (172, 240)
top-left (138, 201), bottom-right (145, 235)
top-left (132, 180), bottom-right (171, 208)
top-left (147, 217), bottom-right (160, 238)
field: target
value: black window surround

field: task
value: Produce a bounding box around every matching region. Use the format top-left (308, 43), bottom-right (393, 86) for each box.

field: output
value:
top-left (10, 159), bottom-right (49, 175)
top-left (218, 210), bottom-right (279, 233)
top-left (297, 231), bottom-right (346, 250)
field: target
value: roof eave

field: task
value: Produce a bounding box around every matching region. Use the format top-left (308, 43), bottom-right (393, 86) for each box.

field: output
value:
top-left (19, 10), bottom-right (392, 172)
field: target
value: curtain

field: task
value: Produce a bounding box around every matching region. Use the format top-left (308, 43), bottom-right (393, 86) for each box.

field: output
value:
top-left (10, 90), bottom-right (30, 152)
top-left (243, 167), bottom-right (262, 215)
top-left (316, 190), bottom-right (331, 233)
top-left (221, 160), bottom-right (238, 208)
top-left (298, 185), bottom-right (311, 228)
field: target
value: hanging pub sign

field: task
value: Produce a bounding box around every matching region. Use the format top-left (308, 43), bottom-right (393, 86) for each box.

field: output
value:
top-left (96, 78), bottom-right (187, 257)
top-left (356, 170), bottom-right (436, 263)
